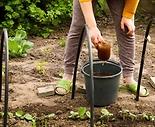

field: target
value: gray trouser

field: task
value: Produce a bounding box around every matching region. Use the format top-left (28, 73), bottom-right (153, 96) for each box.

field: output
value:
top-left (64, 0), bottom-right (135, 78)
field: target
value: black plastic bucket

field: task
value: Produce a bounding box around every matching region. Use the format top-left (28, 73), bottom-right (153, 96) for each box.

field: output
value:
top-left (81, 60), bottom-right (122, 107)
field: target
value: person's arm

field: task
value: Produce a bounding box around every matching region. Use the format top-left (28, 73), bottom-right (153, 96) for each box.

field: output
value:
top-left (123, 0), bottom-right (140, 19)
top-left (79, 0), bottom-right (103, 46)
top-left (121, 0), bottom-right (140, 36)
top-left (79, 1), bottom-right (96, 28)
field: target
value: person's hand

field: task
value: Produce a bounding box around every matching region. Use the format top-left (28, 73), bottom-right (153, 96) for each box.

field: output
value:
top-left (89, 26), bottom-right (104, 48)
top-left (121, 17), bottom-right (135, 36)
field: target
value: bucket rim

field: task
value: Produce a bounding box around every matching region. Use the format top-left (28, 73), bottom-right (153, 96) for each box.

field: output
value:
top-left (81, 60), bottom-right (122, 79)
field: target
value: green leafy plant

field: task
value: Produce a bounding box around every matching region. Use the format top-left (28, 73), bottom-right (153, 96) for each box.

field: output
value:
top-left (137, 113), bottom-right (155, 121)
top-left (15, 110), bottom-right (36, 127)
top-left (100, 108), bottom-right (114, 121)
top-left (0, 110), bottom-right (55, 127)
top-left (0, 0), bottom-right (73, 37)
top-left (8, 30), bottom-right (33, 57)
top-left (58, 37), bottom-right (66, 47)
top-left (68, 107), bottom-right (90, 120)
top-left (44, 113), bottom-right (55, 119)
top-left (41, 47), bottom-right (52, 56)
top-left (119, 109), bottom-right (137, 121)
top-left (15, 110), bottom-right (25, 118)
top-left (35, 61), bottom-right (48, 75)
top-left (36, 113), bottom-right (55, 127)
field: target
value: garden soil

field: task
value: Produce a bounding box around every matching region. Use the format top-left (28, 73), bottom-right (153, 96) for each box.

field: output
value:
top-left (0, 19), bottom-right (155, 127)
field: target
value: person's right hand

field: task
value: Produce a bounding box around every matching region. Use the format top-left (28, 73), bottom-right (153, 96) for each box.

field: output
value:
top-left (89, 26), bottom-right (104, 48)
top-left (121, 17), bottom-right (135, 36)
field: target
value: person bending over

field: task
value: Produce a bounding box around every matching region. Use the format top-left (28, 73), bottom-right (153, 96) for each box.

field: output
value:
top-left (54, 0), bottom-right (149, 97)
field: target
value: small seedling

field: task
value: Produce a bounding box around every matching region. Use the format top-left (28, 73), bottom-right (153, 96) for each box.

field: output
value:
top-left (149, 115), bottom-right (155, 121)
top-left (15, 110), bottom-right (25, 118)
top-left (35, 61), bottom-right (48, 75)
top-left (58, 37), bottom-right (66, 47)
top-left (78, 107), bottom-right (88, 119)
top-left (24, 113), bottom-right (34, 121)
top-left (44, 113), bottom-right (55, 118)
top-left (100, 108), bottom-right (113, 121)
top-left (68, 107), bottom-right (90, 120)
top-left (36, 113), bottom-right (55, 127)
top-left (15, 110), bottom-right (36, 126)
top-left (41, 47), bottom-right (52, 56)
top-left (139, 113), bottom-right (155, 121)
top-left (119, 109), bottom-right (137, 121)
top-left (38, 113), bottom-right (55, 120)
top-left (68, 111), bottom-right (79, 119)
top-left (8, 112), bottom-right (14, 119)
top-left (0, 110), bottom-right (55, 127)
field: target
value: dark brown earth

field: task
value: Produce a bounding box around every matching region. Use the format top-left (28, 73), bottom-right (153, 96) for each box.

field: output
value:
top-left (0, 18), bottom-right (155, 127)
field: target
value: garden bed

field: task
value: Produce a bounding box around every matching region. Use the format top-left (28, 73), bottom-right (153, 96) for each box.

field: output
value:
top-left (0, 20), bottom-right (155, 127)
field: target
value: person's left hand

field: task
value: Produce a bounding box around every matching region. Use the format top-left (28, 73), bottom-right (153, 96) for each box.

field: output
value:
top-left (121, 17), bottom-right (135, 36)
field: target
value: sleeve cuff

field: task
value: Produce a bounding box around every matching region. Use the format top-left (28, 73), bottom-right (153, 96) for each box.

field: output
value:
top-left (79, 0), bottom-right (91, 3)
top-left (122, 11), bottom-right (134, 19)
